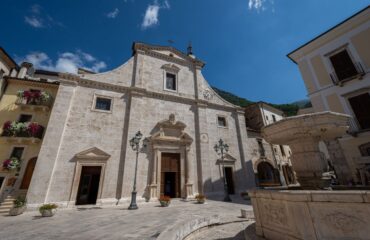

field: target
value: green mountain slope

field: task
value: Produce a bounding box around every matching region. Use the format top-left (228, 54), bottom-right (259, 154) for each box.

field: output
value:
top-left (212, 87), bottom-right (309, 116)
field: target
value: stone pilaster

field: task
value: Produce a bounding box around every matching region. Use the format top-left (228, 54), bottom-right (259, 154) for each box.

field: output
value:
top-left (234, 109), bottom-right (257, 189)
top-left (27, 81), bottom-right (76, 207)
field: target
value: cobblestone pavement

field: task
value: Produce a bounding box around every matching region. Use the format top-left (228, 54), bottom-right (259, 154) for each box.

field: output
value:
top-left (0, 198), bottom-right (253, 240)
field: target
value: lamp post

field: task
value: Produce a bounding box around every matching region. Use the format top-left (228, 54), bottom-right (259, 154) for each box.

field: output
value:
top-left (214, 139), bottom-right (232, 202)
top-left (128, 131), bottom-right (144, 210)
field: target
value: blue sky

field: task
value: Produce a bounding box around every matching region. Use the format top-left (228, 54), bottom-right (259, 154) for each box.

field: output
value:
top-left (1, 0), bottom-right (369, 104)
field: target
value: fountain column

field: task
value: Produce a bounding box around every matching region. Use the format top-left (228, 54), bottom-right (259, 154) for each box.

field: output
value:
top-left (262, 112), bottom-right (350, 189)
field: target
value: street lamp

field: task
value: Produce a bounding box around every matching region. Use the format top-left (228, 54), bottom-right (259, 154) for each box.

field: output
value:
top-left (128, 131), bottom-right (144, 210)
top-left (214, 138), bottom-right (232, 202)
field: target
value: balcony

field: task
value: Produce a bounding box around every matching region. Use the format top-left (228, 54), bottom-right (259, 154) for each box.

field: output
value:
top-left (330, 62), bottom-right (366, 87)
top-left (1, 121), bottom-right (45, 144)
top-left (15, 90), bottom-right (53, 111)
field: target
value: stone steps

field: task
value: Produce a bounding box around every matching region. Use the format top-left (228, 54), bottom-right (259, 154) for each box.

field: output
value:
top-left (0, 196), bottom-right (16, 216)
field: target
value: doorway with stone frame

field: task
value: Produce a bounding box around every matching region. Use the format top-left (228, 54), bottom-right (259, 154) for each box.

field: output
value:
top-left (160, 153), bottom-right (181, 198)
top-left (147, 114), bottom-right (194, 200)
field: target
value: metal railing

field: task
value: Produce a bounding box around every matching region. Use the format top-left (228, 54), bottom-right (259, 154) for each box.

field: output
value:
top-left (330, 62), bottom-right (366, 86)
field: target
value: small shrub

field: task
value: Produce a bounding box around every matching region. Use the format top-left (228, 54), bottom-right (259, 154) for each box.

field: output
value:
top-left (13, 196), bottom-right (27, 208)
top-left (39, 203), bottom-right (58, 212)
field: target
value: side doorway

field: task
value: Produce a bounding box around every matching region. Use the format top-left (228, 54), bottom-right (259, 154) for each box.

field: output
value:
top-left (76, 166), bottom-right (102, 205)
top-left (224, 167), bottom-right (235, 194)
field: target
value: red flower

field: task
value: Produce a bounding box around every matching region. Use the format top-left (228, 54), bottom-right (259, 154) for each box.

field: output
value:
top-left (2, 159), bottom-right (11, 169)
top-left (28, 123), bottom-right (40, 136)
top-left (3, 121), bottom-right (11, 131)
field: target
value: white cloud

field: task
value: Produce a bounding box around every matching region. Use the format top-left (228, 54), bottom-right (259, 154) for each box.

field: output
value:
top-left (17, 51), bottom-right (107, 74)
top-left (141, 0), bottom-right (170, 29)
top-left (107, 8), bottom-right (120, 18)
top-left (248, 0), bottom-right (273, 12)
top-left (24, 4), bottom-right (64, 28)
top-left (24, 16), bottom-right (44, 28)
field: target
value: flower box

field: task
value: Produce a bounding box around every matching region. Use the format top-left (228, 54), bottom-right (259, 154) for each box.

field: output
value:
top-left (1, 121), bottom-right (44, 139)
top-left (16, 90), bottom-right (52, 107)
top-left (2, 157), bottom-right (21, 171)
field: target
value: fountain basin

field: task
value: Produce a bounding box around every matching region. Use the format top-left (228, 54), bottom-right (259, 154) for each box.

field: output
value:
top-left (262, 111), bottom-right (350, 144)
top-left (262, 111), bottom-right (351, 188)
top-left (249, 189), bottom-right (370, 240)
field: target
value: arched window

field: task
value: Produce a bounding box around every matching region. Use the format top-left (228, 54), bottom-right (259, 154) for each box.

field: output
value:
top-left (257, 162), bottom-right (280, 187)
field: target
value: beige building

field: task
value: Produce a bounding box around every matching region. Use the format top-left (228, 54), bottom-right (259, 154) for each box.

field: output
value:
top-left (245, 102), bottom-right (296, 187)
top-left (0, 49), bottom-right (59, 214)
top-left (288, 6), bottom-right (370, 185)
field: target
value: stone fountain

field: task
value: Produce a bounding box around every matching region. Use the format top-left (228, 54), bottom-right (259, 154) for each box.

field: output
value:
top-left (262, 111), bottom-right (349, 189)
top-left (248, 111), bottom-right (370, 240)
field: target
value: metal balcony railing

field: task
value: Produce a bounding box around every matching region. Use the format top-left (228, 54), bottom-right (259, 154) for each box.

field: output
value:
top-left (330, 62), bottom-right (366, 86)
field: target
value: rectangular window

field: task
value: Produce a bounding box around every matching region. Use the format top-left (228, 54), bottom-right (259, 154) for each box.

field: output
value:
top-left (217, 116), bottom-right (227, 127)
top-left (272, 115), bottom-right (276, 122)
top-left (257, 139), bottom-right (265, 157)
top-left (279, 145), bottom-right (286, 156)
top-left (11, 147), bottom-right (24, 159)
top-left (18, 114), bottom-right (32, 123)
top-left (329, 49), bottom-right (358, 81)
top-left (165, 73), bottom-right (176, 91)
top-left (348, 93), bottom-right (370, 130)
top-left (95, 97), bottom-right (112, 111)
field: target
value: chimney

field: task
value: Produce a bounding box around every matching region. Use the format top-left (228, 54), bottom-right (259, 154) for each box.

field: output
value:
top-left (18, 62), bottom-right (33, 78)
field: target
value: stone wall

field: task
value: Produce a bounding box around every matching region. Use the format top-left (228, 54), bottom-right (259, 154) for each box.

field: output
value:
top-left (249, 189), bottom-right (370, 240)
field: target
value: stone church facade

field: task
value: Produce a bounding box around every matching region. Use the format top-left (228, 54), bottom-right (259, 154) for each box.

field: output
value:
top-left (26, 43), bottom-right (256, 208)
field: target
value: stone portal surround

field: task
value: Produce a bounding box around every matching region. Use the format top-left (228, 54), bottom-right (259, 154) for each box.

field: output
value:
top-left (249, 189), bottom-right (370, 240)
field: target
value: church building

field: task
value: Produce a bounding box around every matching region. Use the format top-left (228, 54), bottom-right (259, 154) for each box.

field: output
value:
top-left (24, 43), bottom-right (257, 207)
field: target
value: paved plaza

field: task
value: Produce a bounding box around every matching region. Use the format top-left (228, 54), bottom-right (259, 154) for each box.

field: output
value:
top-left (0, 198), bottom-right (254, 240)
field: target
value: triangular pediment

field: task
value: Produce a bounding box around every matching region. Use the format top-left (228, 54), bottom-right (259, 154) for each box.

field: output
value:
top-left (216, 153), bottom-right (237, 165)
top-left (75, 147), bottom-right (111, 160)
top-left (133, 42), bottom-right (205, 68)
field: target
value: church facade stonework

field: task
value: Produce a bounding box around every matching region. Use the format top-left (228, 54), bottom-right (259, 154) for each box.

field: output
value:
top-left (26, 43), bottom-right (256, 208)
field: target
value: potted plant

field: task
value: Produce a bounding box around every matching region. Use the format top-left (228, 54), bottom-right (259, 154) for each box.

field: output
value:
top-left (195, 194), bottom-right (206, 204)
top-left (159, 195), bottom-right (171, 207)
top-left (240, 192), bottom-right (250, 200)
top-left (9, 196), bottom-right (27, 216)
top-left (39, 203), bottom-right (58, 217)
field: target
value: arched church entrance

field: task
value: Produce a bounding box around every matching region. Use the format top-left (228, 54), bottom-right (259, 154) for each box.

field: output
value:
top-left (257, 161), bottom-right (281, 187)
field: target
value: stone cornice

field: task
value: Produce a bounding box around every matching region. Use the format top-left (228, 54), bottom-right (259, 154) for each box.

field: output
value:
top-left (6, 77), bottom-right (59, 88)
top-left (58, 74), bottom-right (239, 112)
